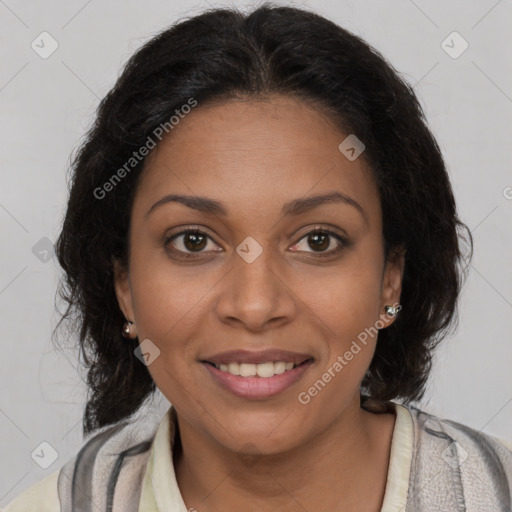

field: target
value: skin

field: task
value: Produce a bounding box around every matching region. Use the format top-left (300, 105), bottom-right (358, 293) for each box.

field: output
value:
top-left (114, 95), bottom-right (405, 512)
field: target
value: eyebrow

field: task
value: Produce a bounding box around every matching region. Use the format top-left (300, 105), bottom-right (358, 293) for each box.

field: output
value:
top-left (145, 191), bottom-right (368, 224)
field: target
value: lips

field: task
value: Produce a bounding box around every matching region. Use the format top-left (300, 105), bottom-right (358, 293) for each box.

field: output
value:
top-left (200, 348), bottom-right (314, 366)
top-left (202, 358), bottom-right (314, 399)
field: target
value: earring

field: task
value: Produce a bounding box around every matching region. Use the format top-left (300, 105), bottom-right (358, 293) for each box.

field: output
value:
top-left (122, 321), bottom-right (137, 339)
top-left (384, 304), bottom-right (401, 318)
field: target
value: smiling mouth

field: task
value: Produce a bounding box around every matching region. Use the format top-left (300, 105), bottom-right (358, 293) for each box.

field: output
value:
top-left (202, 359), bottom-right (313, 378)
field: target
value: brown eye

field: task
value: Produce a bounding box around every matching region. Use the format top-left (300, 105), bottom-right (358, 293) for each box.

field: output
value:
top-left (307, 231), bottom-right (330, 251)
top-left (165, 229), bottom-right (219, 258)
top-left (291, 227), bottom-right (348, 257)
top-left (182, 231), bottom-right (208, 251)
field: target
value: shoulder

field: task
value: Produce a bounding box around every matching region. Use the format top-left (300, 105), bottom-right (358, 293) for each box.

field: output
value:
top-left (406, 403), bottom-right (512, 463)
top-left (494, 435), bottom-right (512, 452)
top-left (401, 403), bottom-right (512, 510)
top-left (2, 410), bottom-right (163, 512)
top-left (1, 469), bottom-right (60, 512)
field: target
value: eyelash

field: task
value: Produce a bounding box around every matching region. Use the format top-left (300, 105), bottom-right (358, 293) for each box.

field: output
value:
top-left (164, 225), bottom-right (349, 260)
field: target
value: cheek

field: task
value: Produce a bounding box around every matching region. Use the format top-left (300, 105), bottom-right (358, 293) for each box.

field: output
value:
top-left (305, 259), bottom-right (383, 330)
top-left (297, 276), bottom-right (382, 412)
top-left (302, 259), bottom-right (384, 374)
top-left (126, 263), bottom-right (212, 386)
top-left (129, 245), bottom-right (214, 335)
top-left (128, 261), bottom-right (204, 403)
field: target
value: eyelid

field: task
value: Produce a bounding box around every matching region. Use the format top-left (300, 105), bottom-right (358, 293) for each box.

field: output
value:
top-left (164, 224), bottom-right (218, 240)
top-left (294, 224), bottom-right (348, 242)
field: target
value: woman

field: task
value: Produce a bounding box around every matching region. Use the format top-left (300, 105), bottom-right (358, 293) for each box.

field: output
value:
top-left (3, 3), bottom-right (511, 511)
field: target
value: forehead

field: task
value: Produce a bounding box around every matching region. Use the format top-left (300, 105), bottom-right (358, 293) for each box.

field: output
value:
top-left (133, 95), bottom-right (380, 224)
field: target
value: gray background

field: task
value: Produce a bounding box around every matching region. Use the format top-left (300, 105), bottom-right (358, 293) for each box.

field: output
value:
top-left (1, 0), bottom-right (511, 505)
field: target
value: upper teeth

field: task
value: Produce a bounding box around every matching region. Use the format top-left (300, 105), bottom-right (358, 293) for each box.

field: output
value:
top-left (215, 361), bottom-right (296, 378)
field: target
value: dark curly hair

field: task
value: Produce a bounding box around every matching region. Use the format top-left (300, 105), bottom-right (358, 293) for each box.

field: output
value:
top-left (53, 3), bottom-right (472, 435)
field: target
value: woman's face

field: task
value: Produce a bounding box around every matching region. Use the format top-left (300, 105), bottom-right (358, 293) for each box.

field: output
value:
top-left (114, 95), bottom-right (404, 455)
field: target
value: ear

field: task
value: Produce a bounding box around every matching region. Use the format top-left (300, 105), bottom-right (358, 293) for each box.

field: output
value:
top-left (112, 256), bottom-right (135, 322)
top-left (379, 245), bottom-right (405, 328)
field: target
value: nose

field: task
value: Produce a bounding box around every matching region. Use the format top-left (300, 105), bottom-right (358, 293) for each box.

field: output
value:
top-left (214, 243), bottom-right (297, 331)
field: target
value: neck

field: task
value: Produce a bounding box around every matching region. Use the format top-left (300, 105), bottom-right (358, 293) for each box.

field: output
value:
top-left (172, 398), bottom-right (396, 512)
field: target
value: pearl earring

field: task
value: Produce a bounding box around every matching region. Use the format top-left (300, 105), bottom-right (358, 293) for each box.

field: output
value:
top-left (122, 321), bottom-right (137, 339)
